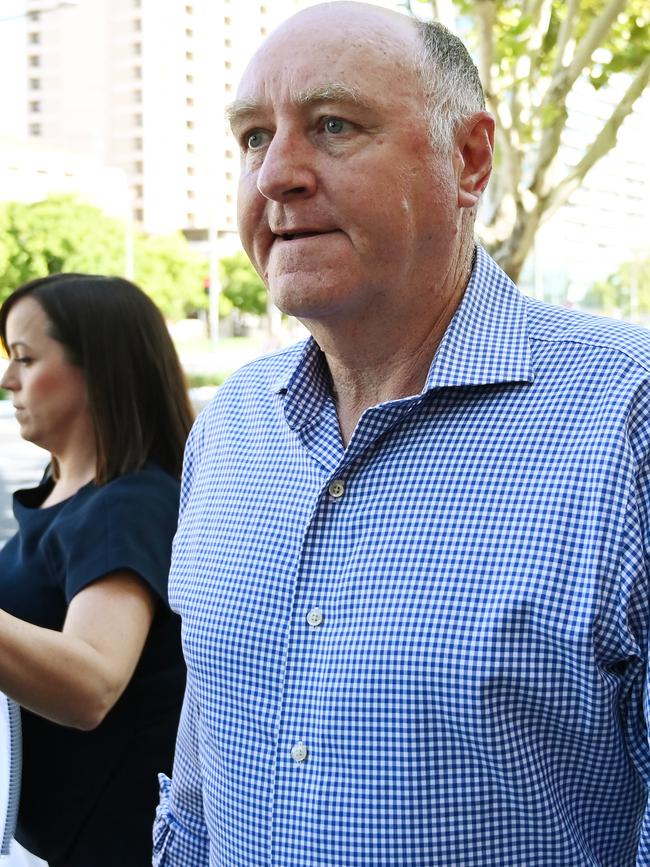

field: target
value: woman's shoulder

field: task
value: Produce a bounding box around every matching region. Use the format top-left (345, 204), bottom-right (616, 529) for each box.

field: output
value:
top-left (68, 464), bottom-right (180, 530)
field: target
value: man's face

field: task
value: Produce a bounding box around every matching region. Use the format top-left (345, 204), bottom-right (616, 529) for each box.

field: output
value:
top-left (230, 5), bottom-right (465, 329)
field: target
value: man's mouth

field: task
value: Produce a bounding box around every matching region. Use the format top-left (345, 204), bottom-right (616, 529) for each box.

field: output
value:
top-left (274, 229), bottom-right (336, 241)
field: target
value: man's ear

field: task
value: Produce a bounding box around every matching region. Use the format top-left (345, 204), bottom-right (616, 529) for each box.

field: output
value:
top-left (457, 112), bottom-right (494, 209)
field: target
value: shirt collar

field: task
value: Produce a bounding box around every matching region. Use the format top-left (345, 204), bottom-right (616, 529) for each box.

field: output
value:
top-left (423, 245), bottom-right (533, 391)
top-left (271, 246), bottom-right (534, 404)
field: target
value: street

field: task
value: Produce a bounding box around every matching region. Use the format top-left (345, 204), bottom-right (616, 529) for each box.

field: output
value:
top-left (0, 403), bottom-right (48, 548)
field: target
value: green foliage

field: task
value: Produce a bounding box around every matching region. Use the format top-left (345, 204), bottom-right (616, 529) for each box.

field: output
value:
top-left (0, 195), bottom-right (209, 320)
top-left (0, 195), bottom-right (125, 301)
top-left (218, 250), bottom-right (268, 316)
top-left (582, 257), bottom-right (650, 317)
top-left (134, 233), bottom-right (207, 321)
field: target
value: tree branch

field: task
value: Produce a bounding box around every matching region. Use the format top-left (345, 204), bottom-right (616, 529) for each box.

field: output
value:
top-left (549, 0), bottom-right (581, 81)
top-left (565, 0), bottom-right (627, 88)
top-left (531, 0), bottom-right (627, 197)
top-left (474, 0), bottom-right (496, 99)
top-left (542, 57), bottom-right (650, 222)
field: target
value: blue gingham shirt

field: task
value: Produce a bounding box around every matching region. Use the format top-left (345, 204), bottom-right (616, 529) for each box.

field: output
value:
top-left (155, 247), bottom-right (650, 866)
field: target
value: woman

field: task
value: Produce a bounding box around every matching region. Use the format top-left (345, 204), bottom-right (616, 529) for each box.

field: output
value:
top-left (0, 274), bottom-right (193, 867)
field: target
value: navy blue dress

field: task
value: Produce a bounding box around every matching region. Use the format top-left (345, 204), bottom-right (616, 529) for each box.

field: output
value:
top-left (0, 463), bottom-right (186, 867)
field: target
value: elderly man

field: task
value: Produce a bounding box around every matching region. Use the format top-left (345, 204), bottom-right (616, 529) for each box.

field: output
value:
top-left (154, 3), bottom-right (650, 865)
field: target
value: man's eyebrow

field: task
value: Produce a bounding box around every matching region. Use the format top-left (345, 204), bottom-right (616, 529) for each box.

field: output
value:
top-left (225, 83), bottom-right (366, 127)
top-left (293, 83), bottom-right (363, 107)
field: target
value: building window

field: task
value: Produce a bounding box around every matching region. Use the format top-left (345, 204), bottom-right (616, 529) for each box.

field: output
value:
top-left (186, 120), bottom-right (194, 129)
top-left (224, 60), bottom-right (231, 70)
top-left (224, 38), bottom-right (231, 48)
top-left (29, 55), bottom-right (40, 67)
top-left (28, 10), bottom-right (40, 21)
top-left (187, 213), bottom-right (195, 225)
top-left (260, 26), bottom-right (267, 36)
top-left (29, 78), bottom-right (40, 90)
top-left (29, 32), bottom-right (40, 44)
top-left (185, 50), bottom-right (194, 61)
top-left (133, 18), bottom-right (141, 30)
top-left (134, 42), bottom-right (141, 55)
top-left (185, 5), bottom-right (193, 14)
top-left (225, 171), bottom-right (233, 181)
top-left (134, 160), bottom-right (143, 173)
top-left (134, 89), bottom-right (142, 103)
top-left (224, 17), bottom-right (231, 26)
top-left (134, 65), bottom-right (142, 79)
top-left (187, 166), bottom-right (195, 176)
top-left (134, 137), bottom-right (143, 149)
top-left (186, 97), bottom-right (194, 107)
top-left (187, 190), bottom-right (195, 199)
top-left (29, 123), bottom-right (41, 136)
top-left (134, 208), bottom-right (143, 221)
top-left (260, 5), bottom-right (267, 12)
top-left (29, 100), bottom-right (41, 112)
top-left (185, 28), bottom-right (193, 38)
top-left (226, 194), bottom-right (233, 204)
top-left (134, 184), bottom-right (143, 198)
top-left (225, 82), bottom-right (232, 92)
top-left (186, 142), bottom-right (195, 153)
top-left (224, 149), bottom-right (233, 158)
top-left (133, 113), bottom-right (142, 125)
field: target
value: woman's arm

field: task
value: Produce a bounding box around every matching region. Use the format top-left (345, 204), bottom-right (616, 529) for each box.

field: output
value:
top-left (0, 572), bottom-right (156, 730)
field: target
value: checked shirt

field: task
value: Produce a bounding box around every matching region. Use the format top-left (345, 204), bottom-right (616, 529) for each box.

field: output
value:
top-left (155, 247), bottom-right (650, 866)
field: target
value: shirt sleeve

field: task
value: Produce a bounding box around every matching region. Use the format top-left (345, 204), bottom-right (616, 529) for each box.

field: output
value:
top-left (57, 467), bottom-right (180, 604)
top-left (153, 675), bottom-right (209, 865)
top-left (622, 393), bottom-right (650, 864)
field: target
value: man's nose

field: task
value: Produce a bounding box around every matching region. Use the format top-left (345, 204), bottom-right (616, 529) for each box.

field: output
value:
top-left (256, 132), bottom-right (317, 202)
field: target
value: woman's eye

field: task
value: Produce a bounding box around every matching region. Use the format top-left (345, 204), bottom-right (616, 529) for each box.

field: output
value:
top-left (324, 117), bottom-right (347, 134)
top-left (14, 357), bottom-right (32, 366)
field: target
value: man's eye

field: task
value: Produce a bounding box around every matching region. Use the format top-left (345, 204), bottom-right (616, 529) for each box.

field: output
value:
top-left (324, 117), bottom-right (346, 134)
top-left (246, 130), bottom-right (267, 150)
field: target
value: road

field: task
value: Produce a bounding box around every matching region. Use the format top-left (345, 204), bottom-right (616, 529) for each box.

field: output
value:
top-left (0, 403), bottom-right (49, 548)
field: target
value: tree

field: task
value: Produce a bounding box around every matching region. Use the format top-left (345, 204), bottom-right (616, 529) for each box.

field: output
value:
top-left (134, 233), bottom-right (208, 321)
top-left (414, 0), bottom-right (650, 281)
top-left (582, 256), bottom-right (650, 318)
top-left (219, 250), bottom-right (268, 317)
top-left (0, 195), bottom-right (208, 320)
top-left (0, 195), bottom-right (126, 299)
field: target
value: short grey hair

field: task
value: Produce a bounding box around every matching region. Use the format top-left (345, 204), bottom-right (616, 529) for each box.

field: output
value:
top-left (413, 20), bottom-right (485, 149)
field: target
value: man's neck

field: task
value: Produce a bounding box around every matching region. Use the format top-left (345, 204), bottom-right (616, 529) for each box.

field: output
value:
top-left (323, 273), bottom-right (471, 445)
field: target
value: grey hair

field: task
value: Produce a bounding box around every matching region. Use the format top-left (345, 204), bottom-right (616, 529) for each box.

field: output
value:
top-left (413, 20), bottom-right (485, 149)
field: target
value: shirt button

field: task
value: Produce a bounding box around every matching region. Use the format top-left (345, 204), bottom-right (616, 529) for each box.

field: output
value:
top-left (328, 479), bottom-right (345, 499)
top-left (306, 608), bottom-right (324, 628)
top-left (291, 742), bottom-right (308, 763)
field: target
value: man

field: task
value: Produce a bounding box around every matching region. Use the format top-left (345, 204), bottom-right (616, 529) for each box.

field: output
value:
top-left (154, 3), bottom-right (650, 865)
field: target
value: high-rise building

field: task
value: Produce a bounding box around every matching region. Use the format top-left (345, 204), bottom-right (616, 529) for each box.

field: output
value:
top-left (22, 0), bottom-right (318, 237)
